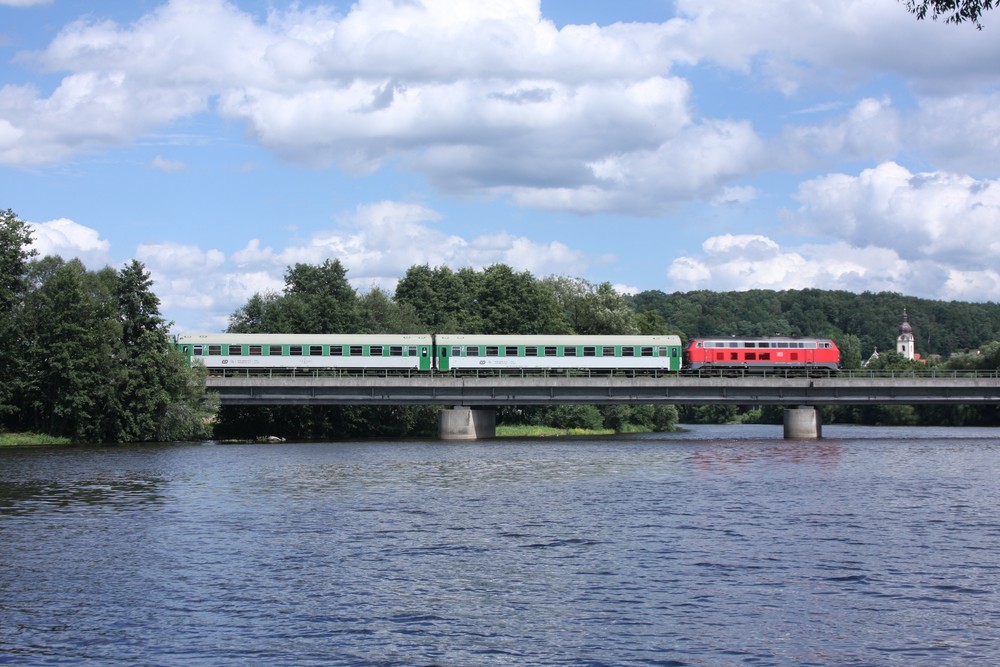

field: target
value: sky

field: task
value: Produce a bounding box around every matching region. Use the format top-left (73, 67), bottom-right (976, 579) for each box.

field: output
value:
top-left (2, 0), bottom-right (999, 333)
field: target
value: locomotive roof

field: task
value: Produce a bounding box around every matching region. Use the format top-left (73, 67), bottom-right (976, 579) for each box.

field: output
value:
top-left (688, 336), bottom-right (833, 342)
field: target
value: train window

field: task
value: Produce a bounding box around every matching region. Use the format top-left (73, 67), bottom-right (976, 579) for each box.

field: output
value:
top-left (656, 346), bottom-right (666, 357)
top-left (505, 346), bottom-right (518, 356)
top-left (310, 345), bottom-right (323, 356)
top-left (602, 346), bottom-right (616, 356)
top-left (564, 346), bottom-right (577, 356)
top-left (583, 346), bottom-right (596, 357)
top-left (228, 345), bottom-right (243, 355)
top-left (389, 346), bottom-right (403, 356)
top-left (760, 352), bottom-right (770, 361)
top-left (350, 345), bottom-right (363, 356)
top-left (624, 347), bottom-right (637, 357)
top-left (729, 342), bottom-right (739, 348)
top-left (466, 346), bottom-right (480, 357)
top-left (406, 346), bottom-right (416, 356)
top-left (641, 347), bottom-right (653, 357)
top-left (249, 345), bottom-right (262, 356)
top-left (672, 348), bottom-right (679, 358)
top-left (451, 346), bottom-right (461, 356)
top-left (746, 352), bottom-right (756, 360)
top-left (745, 342), bottom-right (756, 348)
top-left (544, 346), bottom-right (557, 357)
top-left (289, 345), bottom-right (303, 356)
top-left (208, 345), bottom-right (222, 355)
top-left (193, 345), bottom-right (203, 355)
top-left (269, 345), bottom-right (282, 356)
top-left (330, 345), bottom-right (343, 356)
top-left (486, 346), bottom-right (499, 356)
top-left (525, 347), bottom-right (538, 357)
top-left (372, 345), bottom-right (384, 356)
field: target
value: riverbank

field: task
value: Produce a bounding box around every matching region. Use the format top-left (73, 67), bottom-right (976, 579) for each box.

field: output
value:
top-left (0, 432), bottom-right (73, 447)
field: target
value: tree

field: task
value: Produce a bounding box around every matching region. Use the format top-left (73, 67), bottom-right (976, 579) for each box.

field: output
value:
top-left (0, 209), bottom-right (37, 417)
top-left (545, 276), bottom-right (637, 335)
top-left (902, 0), bottom-right (995, 29)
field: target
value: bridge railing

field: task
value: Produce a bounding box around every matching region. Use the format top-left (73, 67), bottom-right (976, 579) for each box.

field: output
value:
top-left (204, 367), bottom-right (1000, 380)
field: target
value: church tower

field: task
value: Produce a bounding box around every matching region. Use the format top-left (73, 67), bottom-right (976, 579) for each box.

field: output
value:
top-left (896, 309), bottom-right (915, 360)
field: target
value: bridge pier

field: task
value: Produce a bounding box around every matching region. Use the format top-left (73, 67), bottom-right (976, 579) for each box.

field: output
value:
top-left (438, 407), bottom-right (496, 440)
top-left (783, 406), bottom-right (822, 439)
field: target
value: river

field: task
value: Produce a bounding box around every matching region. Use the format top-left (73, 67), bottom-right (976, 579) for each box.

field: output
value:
top-left (1, 424), bottom-right (999, 666)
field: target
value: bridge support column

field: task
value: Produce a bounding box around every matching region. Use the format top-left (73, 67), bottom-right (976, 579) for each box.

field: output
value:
top-left (438, 407), bottom-right (496, 441)
top-left (783, 406), bottom-right (822, 439)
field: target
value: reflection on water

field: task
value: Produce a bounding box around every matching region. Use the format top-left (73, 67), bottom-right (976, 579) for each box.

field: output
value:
top-left (1, 425), bottom-right (999, 666)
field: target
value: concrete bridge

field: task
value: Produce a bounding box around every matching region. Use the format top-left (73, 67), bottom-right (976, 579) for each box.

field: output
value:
top-left (205, 370), bottom-right (1000, 440)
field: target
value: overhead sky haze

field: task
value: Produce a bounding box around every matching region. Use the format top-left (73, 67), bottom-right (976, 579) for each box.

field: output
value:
top-left (2, 0), bottom-right (999, 331)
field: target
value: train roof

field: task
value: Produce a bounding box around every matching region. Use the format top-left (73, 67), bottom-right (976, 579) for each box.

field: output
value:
top-left (435, 334), bottom-right (682, 345)
top-left (175, 333), bottom-right (433, 344)
top-left (686, 336), bottom-right (835, 342)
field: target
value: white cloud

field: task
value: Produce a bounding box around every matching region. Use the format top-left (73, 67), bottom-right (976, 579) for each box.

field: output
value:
top-left (28, 218), bottom-right (110, 268)
top-left (666, 232), bottom-right (1000, 302)
top-left (140, 199), bottom-right (593, 330)
top-left (792, 161), bottom-right (1000, 268)
top-left (149, 155), bottom-right (187, 172)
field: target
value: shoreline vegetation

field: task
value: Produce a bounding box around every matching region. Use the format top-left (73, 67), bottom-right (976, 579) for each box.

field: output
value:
top-left (0, 432), bottom-right (74, 447)
top-left (1, 426), bottom-right (675, 447)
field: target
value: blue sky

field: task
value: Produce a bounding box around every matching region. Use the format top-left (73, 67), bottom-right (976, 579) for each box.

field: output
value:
top-left (2, 0), bottom-right (999, 332)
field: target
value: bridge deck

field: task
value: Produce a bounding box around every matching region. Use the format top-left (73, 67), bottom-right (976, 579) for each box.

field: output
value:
top-left (205, 374), bottom-right (1000, 406)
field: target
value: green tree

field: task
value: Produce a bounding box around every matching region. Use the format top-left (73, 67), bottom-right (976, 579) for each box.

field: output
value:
top-left (358, 286), bottom-right (426, 333)
top-left (902, 0), bottom-right (995, 28)
top-left (545, 276), bottom-right (637, 335)
top-left (0, 209), bottom-right (37, 418)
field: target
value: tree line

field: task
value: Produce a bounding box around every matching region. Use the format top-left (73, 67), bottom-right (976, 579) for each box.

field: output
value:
top-left (0, 209), bottom-right (216, 443)
top-left (5, 202), bottom-right (1000, 442)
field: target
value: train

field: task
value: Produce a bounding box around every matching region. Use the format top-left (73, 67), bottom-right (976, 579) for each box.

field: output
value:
top-left (174, 333), bottom-right (840, 376)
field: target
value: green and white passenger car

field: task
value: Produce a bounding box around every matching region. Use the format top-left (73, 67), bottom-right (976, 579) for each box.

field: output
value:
top-left (175, 333), bottom-right (434, 372)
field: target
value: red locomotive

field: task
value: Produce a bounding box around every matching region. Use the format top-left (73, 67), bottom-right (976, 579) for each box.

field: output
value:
top-left (683, 337), bottom-right (840, 375)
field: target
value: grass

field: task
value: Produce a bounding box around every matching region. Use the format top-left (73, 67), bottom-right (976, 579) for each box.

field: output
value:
top-left (0, 432), bottom-right (74, 447)
top-left (496, 424), bottom-right (615, 438)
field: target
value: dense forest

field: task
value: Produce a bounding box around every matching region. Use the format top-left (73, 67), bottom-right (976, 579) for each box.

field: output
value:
top-left (0, 209), bottom-right (216, 442)
top-left (4, 205), bottom-right (1000, 443)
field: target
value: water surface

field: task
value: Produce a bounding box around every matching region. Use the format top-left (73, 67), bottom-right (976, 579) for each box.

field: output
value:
top-left (2, 425), bottom-right (999, 665)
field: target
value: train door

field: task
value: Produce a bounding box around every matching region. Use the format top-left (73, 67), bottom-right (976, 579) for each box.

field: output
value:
top-left (437, 345), bottom-right (450, 371)
top-left (419, 345), bottom-right (431, 371)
